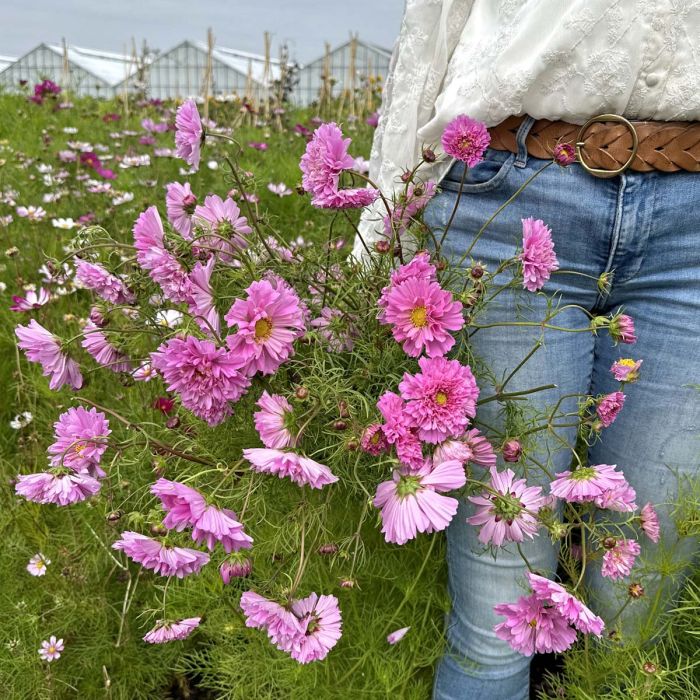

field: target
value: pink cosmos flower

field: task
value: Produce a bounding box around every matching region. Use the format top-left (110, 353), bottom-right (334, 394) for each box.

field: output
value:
top-left (165, 182), bottom-right (197, 239)
top-left (462, 428), bottom-right (498, 467)
top-left (243, 448), bottom-right (338, 489)
top-left (610, 313), bottom-right (637, 344)
top-left (151, 478), bottom-right (206, 530)
top-left (596, 391), bottom-right (625, 428)
top-left (10, 287), bottom-right (50, 311)
top-left (640, 502), bottom-right (660, 543)
top-left (520, 218), bottom-right (559, 292)
top-left (193, 194), bottom-right (252, 260)
top-left (602, 538), bottom-right (641, 580)
top-left (81, 321), bottom-right (133, 373)
top-left (387, 627), bottom-right (410, 645)
top-left (398, 356), bottom-right (479, 443)
top-left (289, 593), bottom-right (343, 663)
top-left (133, 362), bottom-right (156, 382)
top-left (253, 391), bottom-right (296, 448)
top-left (383, 182), bottom-right (437, 236)
top-left (300, 122), bottom-right (379, 209)
top-left (225, 279), bottom-right (306, 376)
top-left (16, 470), bottom-right (101, 505)
top-left (467, 467), bottom-right (546, 546)
top-left (378, 253), bottom-right (437, 322)
top-left (133, 206), bottom-right (191, 303)
top-left (553, 143), bottom-right (577, 166)
top-left (441, 115), bottom-right (491, 167)
top-left (191, 504), bottom-right (253, 553)
top-left (143, 617), bottom-right (201, 644)
top-left (240, 591), bottom-right (306, 652)
top-left (220, 555), bottom-right (252, 582)
top-left (75, 260), bottom-right (135, 304)
top-left (47, 406), bottom-right (111, 474)
top-left (593, 482), bottom-right (638, 512)
top-left (373, 458), bottom-right (466, 545)
top-left (151, 337), bottom-right (250, 426)
top-left (381, 276), bottom-right (464, 357)
top-left (494, 594), bottom-right (577, 656)
top-left (175, 99), bottom-right (203, 170)
top-left (187, 258), bottom-right (220, 335)
top-left (526, 572), bottom-right (604, 635)
top-left (376, 391), bottom-right (424, 470)
top-left (27, 553), bottom-right (51, 576)
top-left (38, 636), bottom-right (64, 662)
top-left (112, 531), bottom-right (210, 578)
top-left (610, 358), bottom-right (642, 383)
top-left (360, 424), bottom-right (388, 455)
top-left (15, 320), bottom-right (83, 390)
top-left (267, 182), bottom-right (292, 197)
top-left (550, 464), bottom-right (628, 503)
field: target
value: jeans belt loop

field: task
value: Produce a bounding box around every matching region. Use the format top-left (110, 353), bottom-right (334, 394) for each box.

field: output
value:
top-left (514, 116), bottom-right (536, 168)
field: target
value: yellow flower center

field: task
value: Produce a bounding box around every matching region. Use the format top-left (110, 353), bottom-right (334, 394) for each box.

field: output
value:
top-left (48, 645), bottom-right (56, 653)
top-left (74, 443), bottom-right (86, 454)
top-left (410, 305), bottom-right (428, 328)
top-left (435, 391), bottom-right (448, 406)
top-left (370, 432), bottom-right (380, 445)
top-left (618, 358), bottom-right (637, 368)
top-left (254, 318), bottom-right (273, 341)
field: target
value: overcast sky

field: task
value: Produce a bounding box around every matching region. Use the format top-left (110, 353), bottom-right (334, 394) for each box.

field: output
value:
top-left (0, 0), bottom-right (405, 63)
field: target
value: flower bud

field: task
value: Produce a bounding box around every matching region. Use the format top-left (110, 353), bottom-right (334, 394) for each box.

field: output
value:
top-left (165, 416), bottom-right (180, 430)
top-left (220, 556), bottom-right (252, 584)
top-left (470, 264), bottom-right (485, 279)
top-left (333, 419), bottom-right (347, 431)
top-left (400, 170), bottom-right (412, 183)
top-left (149, 523), bottom-right (167, 537)
top-left (318, 543), bottom-right (338, 555)
top-left (603, 536), bottom-right (617, 549)
top-left (346, 439), bottom-right (359, 451)
top-left (182, 193), bottom-right (197, 214)
top-left (338, 400), bottom-right (350, 418)
top-left (502, 439), bottom-right (522, 463)
top-left (106, 510), bottom-right (123, 523)
top-left (642, 662), bottom-right (658, 674)
top-left (628, 582), bottom-right (645, 598)
top-left (422, 147), bottom-right (436, 163)
top-left (295, 386), bottom-right (309, 400)
top-left (374, 240), bottom-right (391, 254)
top-left (339, 578), bottom-right (355, 588)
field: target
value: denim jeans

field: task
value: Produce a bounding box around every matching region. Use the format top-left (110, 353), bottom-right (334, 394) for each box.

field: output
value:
top-left (425, 117), bottom-right (700, 700)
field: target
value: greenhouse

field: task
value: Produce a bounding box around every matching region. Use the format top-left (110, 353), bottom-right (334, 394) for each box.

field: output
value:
top-left (147, 40), bottom-right (281, 101)
top-left (0, 54), bottom-right (16, 73)
top-left (294, 37), bottom-right (391, 106)
top-left (0, 43), bottom-right (143, 97)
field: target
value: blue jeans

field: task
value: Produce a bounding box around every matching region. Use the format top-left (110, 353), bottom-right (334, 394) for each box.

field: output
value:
top-left (426, 117), bottom-right (700, 700)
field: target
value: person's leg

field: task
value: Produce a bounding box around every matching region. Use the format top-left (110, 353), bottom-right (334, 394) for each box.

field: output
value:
top-left (427, 130), bottom-right (614, 699)
top-left (584, 169), bottom-right (700, 635)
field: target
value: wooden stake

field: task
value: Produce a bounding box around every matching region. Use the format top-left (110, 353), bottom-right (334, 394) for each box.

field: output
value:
top-left (202, 28), bottom-right (214, 122)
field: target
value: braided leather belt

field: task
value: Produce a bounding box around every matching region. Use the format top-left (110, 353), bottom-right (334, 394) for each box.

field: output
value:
top-left (489, 114), bottom-right (700, 177)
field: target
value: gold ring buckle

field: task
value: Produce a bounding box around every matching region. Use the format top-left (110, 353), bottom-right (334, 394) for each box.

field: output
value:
top-left (575, 114), bottom-right (639, 178)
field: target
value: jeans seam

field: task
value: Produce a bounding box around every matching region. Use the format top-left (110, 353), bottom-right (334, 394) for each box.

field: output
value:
top-left (592, 173), bottom-right (627, 312)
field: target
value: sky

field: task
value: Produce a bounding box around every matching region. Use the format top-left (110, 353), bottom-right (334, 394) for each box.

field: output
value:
top-left (0, 0), bottom-right (405, 63)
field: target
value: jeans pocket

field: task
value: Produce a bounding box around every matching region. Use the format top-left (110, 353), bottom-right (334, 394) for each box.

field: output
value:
top-left (441, 148), bottom-right (516, 194)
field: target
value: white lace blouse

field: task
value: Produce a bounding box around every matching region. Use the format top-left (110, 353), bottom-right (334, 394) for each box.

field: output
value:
top-left (354, 0), bottom-right (700, 257)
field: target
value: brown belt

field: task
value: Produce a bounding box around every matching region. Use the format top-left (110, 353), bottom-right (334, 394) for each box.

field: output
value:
top-left (489, 114), bottom-right (700, 177)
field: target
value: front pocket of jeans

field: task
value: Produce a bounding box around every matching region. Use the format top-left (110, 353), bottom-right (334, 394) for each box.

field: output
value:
top-left (440, 150), bottom-right (516, 194)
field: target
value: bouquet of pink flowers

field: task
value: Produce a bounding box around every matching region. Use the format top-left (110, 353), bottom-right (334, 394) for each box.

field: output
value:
top-left (14, 99), bottom-right (659, 665)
